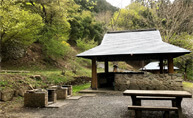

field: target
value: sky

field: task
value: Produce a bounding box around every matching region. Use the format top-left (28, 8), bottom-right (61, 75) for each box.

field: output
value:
top-left (106, 0), bottom-right (175, 9)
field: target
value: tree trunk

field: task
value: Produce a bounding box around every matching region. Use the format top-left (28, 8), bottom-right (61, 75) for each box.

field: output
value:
top-left (0, 31), bottom-right (5, 71)
top-left (184, 63), bottom-right (188, 80)
top-left (0, 39), bottom-right (2, 71)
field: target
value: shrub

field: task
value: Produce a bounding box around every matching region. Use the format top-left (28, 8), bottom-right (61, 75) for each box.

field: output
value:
top-left (76, 38), bottom-right (97, 52)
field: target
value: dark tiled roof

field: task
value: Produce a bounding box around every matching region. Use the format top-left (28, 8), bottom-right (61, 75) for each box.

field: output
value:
top-left (77, 30), bottom-right (190, 60)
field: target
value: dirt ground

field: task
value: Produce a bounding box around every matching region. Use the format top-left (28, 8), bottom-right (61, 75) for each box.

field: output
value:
top-left (1, 92), bottom-right (193, 118)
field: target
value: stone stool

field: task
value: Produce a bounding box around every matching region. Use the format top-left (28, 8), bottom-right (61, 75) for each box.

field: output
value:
top-left (51, 86), bottom-right (68, 99)
top-left (24, 89), bottom-right (48, 107)
top-left (62, 85), bottom-right (72, 96)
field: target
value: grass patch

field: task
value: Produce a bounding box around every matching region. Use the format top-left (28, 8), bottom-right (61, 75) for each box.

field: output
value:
top-left (183, 81), bottom-right (193, 89)
top-left (72, 83), bottom-right (91, 95)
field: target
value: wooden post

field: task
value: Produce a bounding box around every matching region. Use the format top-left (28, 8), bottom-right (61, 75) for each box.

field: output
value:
top-left (91, 58), bottom-right (98, 89)
top-left (168, 57), bottom-right (174, 73)
top-left (159, 58), bottom-right (163, 74)
top-left (105, 60), bottom-right (108, 73)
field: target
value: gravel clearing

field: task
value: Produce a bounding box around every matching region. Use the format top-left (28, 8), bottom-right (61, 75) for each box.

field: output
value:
top-left (2, 92), bottom-right (193, 118)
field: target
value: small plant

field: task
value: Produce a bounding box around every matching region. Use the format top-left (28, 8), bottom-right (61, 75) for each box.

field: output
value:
top-left (61, 69), bottom-right (66, 76)
top-left (72, 65), bottom-right (77, 74)
top-left (0, 80), bottom-right (8, 86)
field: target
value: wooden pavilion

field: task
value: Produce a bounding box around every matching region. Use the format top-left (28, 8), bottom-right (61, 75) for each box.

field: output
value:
top-left (77, 29), bottom-right (190, 90)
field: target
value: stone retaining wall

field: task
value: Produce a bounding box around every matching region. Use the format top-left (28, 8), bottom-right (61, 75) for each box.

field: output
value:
top-left (114, 73), bottom-right (183, 91)
top-left (97, 72), bottom-right (183, 91)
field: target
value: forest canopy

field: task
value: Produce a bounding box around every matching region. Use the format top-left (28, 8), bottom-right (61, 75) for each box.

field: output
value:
top-left (0, 0), bottom-right (192, 80)
top-left (0, 0), bottom-right (111, 59)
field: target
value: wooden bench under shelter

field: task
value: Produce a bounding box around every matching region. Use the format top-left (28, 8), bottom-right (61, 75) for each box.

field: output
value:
top-left (123, 90), bottom-right (192, 118)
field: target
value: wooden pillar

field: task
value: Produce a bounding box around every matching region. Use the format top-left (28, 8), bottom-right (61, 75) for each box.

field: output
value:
top-left (168, 57), bottom-right (174, 73)
top-left (105, 60), bottom-right (108, 73)
top-left (91, 58), bottom-right (98, 89)
top-left (159, 58), bottom-right (164, 74)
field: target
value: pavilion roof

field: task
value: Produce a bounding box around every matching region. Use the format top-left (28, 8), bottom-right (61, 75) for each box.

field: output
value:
top-left (140, 61), bottom-right (179, 71)
top-left (77, 29), bottom-right (190, 61)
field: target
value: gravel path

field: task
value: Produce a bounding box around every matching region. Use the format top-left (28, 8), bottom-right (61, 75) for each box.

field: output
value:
top-left (4, 92), bottom-right (193, 118)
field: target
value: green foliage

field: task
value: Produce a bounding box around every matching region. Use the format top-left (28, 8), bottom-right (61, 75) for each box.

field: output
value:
top-left (111, 2), bottom-right (155, 30)
top-left (39, 25), bottom-right (71, 58)
top-left (41, 39), bottom-right (70, 58)
top-left (0, 80), bottom-right (8, 87)
top-left (0, 0), bottom-right (109, 62)
top-left (46, 73), bottom-right (69, 85)
top-left (74, 0), bottom-right (118, 13)
top-left (24, 0), bottom-right (72, 58)
top-left (0, 0), bottom-right (44, 46)
top-left (170, 33), bottom-right (193, 80)
top-left (69, 10), bottom-right (104, 45)
top-left (76, 38), bottom-right (97, 52)
top-left (169, 33), bottom-right (193, 50)
top-left (74, 0), bottom-right (97, 11)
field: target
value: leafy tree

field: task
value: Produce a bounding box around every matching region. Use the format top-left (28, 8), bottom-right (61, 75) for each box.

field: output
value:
top-left (111, 2), bottom-right (155, 30)
top-left (170, 33), bottom-right (193, 80)
top-left (0, 0), bottom-right (44, 45)
top-left (74, 0), bottom-right (118, 13)
top-left (76, 38), bottom-right (97, 52)
top-left (69, 10), bottom-right (104, 45)
top-left (0, 0), bottom-right (44, 60)
top-left (18, 0), bottom-right (72, 58)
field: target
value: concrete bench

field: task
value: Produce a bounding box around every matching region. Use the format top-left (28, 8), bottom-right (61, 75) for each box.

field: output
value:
top-left (128, 105), bottom-right (178, 118)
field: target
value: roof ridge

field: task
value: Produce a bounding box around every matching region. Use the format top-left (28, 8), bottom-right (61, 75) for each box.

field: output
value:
top-left (107, 28), bottom-right (157, 34)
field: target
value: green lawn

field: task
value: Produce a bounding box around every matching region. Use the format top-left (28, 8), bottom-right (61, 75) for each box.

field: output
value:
top-left (72, 83), bottom-right (91, 95)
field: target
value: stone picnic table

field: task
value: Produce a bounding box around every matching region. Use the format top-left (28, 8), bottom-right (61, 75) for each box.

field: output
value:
top-left (123, 90), bottom-right (192, 118)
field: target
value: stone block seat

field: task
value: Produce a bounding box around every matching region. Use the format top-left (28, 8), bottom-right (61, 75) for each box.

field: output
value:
top-left (51, 86), bottom-right (68, 99)
top-left (24, 89), bottom-right (48, 107)
top-left (62, 85), bottom-right (72, 96)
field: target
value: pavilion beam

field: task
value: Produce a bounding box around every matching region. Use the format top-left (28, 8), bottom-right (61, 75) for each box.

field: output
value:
top-left (159, 58), bottom-right (164, 74)
top-left (105, 60), bottom-right (108, 73)
top-left (168, 57), bottom-right (174, 73)
top-left (91, 58), bottom-right (98, 89)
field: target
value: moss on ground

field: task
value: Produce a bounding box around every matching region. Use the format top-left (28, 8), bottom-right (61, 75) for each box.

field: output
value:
top-left (183, 81), bottom-right (193, 89)
top-left (72, 83), bottom-right (91, 95)
top-left (183, 81), bottom-right (193, 95)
